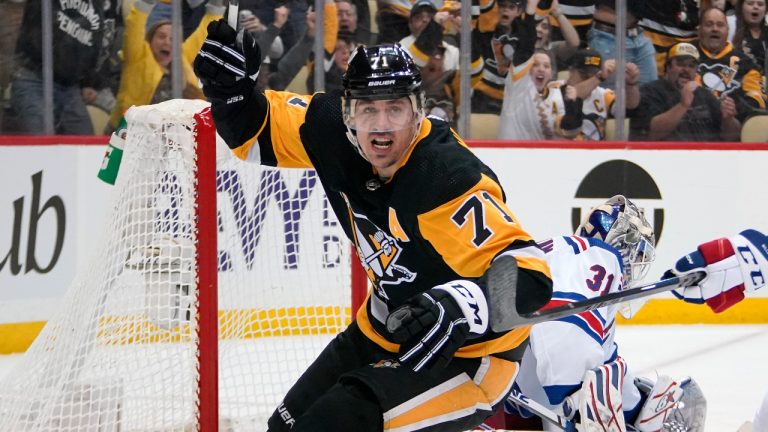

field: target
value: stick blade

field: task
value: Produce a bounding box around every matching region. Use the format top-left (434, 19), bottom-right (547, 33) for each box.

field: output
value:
top-left (486, 254), bottom-right (523, 332)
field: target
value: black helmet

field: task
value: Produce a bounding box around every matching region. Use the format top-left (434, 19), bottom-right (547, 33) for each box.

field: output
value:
top-left (342, 44), bottom-right (423, 100)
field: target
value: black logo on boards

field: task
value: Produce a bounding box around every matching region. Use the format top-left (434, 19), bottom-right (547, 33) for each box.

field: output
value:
top-left (571, 160), bottom-right (664, 245)
top-left (1, 171), bottom-right (66, 275)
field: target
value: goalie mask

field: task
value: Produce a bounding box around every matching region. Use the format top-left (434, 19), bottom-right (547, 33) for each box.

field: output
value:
top-left (342, 44), bottom-right (425, 157)
top-left (577, 195), bottom-right (656, 318)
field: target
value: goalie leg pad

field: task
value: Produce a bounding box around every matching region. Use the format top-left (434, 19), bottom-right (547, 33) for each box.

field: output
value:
top-left (579, 357), bottom-right (628, 432)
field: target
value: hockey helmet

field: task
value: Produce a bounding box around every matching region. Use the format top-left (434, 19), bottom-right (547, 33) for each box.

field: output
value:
top-left (343, 44), bottom-right (423, 101)
top-left (342, 44), bottom-right (425, 136)
top-left (577, 194), bottom-right (656, 291)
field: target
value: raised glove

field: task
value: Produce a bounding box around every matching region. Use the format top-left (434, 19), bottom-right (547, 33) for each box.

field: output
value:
top-left (666, 229), bottom-right (767, 312)
top-left (193, 19), bottom-right (261, 104)
top-left (386, 280), bottom-right (489, 372)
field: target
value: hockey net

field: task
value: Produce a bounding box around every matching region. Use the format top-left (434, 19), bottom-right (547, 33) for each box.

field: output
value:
top-left (0, 99), bottom-right (363, 431)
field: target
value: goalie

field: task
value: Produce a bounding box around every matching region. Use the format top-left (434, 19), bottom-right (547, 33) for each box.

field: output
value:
top-left (483, 195), bottom-right (767, 431)
top-left (194, 16), bottom-right (553, 432)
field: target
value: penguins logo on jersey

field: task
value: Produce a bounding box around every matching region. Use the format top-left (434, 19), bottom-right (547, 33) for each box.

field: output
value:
top-left (699, 62), bottom-right (740, 97)
top-left (350, 211), bottom-right (416, 298)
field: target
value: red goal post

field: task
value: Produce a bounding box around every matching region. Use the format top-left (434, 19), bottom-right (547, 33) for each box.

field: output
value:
top-left (0, 99), bottom-right (369, 431)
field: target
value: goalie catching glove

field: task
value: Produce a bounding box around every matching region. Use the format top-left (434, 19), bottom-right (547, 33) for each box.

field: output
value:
top-left (665, 229), bottom-right (767, 313)
top-left (193, 19), bottom-right (261, 104)
top-left (386, 280), bottom-right (489, 372)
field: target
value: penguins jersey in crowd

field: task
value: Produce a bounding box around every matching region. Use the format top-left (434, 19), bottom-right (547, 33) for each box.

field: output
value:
top-left (509, 235), bottom-right (643, 420)
top-left (214, 88), bottom-right (552, 359)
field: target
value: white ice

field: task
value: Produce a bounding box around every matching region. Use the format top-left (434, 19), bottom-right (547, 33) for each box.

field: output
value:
top-left (1, 324), bottom-right (765, 432)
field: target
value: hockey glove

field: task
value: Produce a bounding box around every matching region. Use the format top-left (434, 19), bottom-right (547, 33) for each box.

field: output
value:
top-left (665, 229), bottom-right (767, 313)
top-left (386, 280), bottom-right (489, 372)
top-left (193, 19), bottom-right (261, 104)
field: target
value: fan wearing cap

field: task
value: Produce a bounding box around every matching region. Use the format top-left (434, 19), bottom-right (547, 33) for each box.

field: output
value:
top-left (108, 0), bottom-right (225, 132)
top-left (629, 42), bottom-right (741, 141)
top-left (195, 15), bottom-right (554, 431)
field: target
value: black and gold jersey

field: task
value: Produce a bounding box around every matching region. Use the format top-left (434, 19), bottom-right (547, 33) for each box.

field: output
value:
top-left (217, 89), bottom-right (552, 359)
top-left (697, 41), bottom-right (767, 121)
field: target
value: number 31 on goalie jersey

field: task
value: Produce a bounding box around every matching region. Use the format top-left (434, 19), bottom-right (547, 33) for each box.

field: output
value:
top-left (451, 191), bottom-right (517, 247)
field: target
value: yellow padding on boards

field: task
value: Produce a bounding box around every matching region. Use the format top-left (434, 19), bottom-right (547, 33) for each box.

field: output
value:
top-left (2, 300), bottom-right (766, 353)
top-left (617, 298), bottom-right (768, 325)
top-left (0, 321), bottom-right (46, 354)
top-left (0, 307), bottom-right (353, 354)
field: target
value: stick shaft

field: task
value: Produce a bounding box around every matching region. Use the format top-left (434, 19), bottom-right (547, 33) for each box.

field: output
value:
top-left (227, 0), bottom-right (240, 30)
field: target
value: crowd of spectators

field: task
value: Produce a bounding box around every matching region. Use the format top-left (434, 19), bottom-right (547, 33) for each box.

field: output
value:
top-left (1, 0), bottom-right (767, 141)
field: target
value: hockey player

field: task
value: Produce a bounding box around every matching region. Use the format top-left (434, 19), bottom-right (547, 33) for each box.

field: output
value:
top-left (193, 21), bottom-right (553, 432)
top-left (482, 195), bottom-right (709, 431)
top-left (486, 196), bottom-right (768, 431)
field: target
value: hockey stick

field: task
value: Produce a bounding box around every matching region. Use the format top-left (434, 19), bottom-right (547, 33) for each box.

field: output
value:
top-left (506, 390), bottom-right (570, 430)
top-left (487, 254), bottom-right (707, 332)
top-left (227, 0), bottom-right (240, 30)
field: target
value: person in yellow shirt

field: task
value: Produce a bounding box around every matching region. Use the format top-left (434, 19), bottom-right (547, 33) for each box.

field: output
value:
top-left (108, 0), bottom-right (225, 132)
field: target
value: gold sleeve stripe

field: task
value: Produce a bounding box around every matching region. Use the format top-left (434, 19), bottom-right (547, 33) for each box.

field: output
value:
top-left (474, 81), bottom-right (505, 100)
top-left (265, 90), bottom-right (314, 168)
top-left (408, 43), bottom-right (431, 67)
top-left (383, 357), bottom-right (518, 431)
top-left (509, 254), bottom-right (551, 278)
top-left (605, 89), bottom-right (616, 114)
top-left (417, 174), bottom-right (533, 278)
top-left (455, 326), bottom-right (531, 358)
top-left (512, 59), bottom-right (534, 82)
top-left (323, 2), bottom-right (339, 54)
top-left (550, 17), bottom-right (593, 27)
top-left (743, 71), bottom-right (767, 107)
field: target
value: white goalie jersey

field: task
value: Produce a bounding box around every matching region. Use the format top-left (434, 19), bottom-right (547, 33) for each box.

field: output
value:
top-left (510, 235), bottom-right (643, 424)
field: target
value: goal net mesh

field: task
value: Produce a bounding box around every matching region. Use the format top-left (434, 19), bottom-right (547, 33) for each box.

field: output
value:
top-left (0, 99), bottom-right (354, 431)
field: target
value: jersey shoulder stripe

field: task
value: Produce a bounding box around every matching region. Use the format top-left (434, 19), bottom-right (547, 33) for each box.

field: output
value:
top-left (547, 292), bottom-right (607, 344)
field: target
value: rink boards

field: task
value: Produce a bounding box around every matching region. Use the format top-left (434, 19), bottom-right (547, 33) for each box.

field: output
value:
top-left (1, 137), bottom-right (767, 353)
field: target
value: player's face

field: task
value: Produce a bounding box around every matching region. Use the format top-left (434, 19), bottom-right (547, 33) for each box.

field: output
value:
top-left (530, 53), bottom-right (553, 92)
top-left (667, 57), bottom-right (699, 89)
top-left (151, 24), bottom-right (173, 69)
top-left (699, 9), bottom-right (728, 53)
top-left (353, 98), bottom-right (419, 179)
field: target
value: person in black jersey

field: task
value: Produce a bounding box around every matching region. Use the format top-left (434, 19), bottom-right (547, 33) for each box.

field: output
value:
top-left (194, 22), bottom-right (553, 431)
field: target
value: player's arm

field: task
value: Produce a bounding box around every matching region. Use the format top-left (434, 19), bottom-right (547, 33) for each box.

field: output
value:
top-left (387, 172), bottom-right (552, 371)
top-left (193, 20), bottom-right (312, 168)
top-left (665, 229), bottom-right (767, 312)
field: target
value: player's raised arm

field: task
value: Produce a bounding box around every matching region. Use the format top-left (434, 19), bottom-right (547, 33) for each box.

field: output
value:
top-left (194, 19), bottom-right (265, 149)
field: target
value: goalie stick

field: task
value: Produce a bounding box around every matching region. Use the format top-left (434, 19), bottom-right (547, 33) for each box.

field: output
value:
top-left (487, 255), bottom-right (707, 332)
top-left (506, 389), bottom-right (570, 430)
